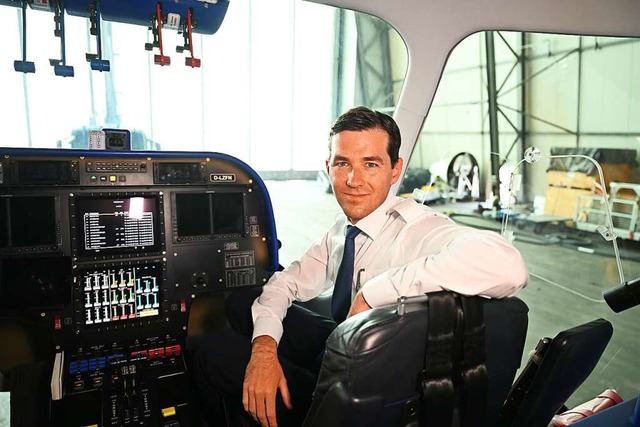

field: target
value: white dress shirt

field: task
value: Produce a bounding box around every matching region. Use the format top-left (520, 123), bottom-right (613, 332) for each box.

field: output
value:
top-left (251, 194), bottom-right (529, 343)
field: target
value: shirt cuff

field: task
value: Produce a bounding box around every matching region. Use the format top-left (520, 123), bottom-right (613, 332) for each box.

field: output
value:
top-left (251, 317), bottom-right (284, 345)
top-left (361, 272), bottom-right (399, 308)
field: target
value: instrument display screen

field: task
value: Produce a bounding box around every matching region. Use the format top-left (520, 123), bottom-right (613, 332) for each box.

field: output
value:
top-left (75, 195), bottom-right (162, 257)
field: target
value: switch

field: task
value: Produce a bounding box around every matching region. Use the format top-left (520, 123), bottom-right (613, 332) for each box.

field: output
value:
top-left (161, 407), bottom-right (176, 418)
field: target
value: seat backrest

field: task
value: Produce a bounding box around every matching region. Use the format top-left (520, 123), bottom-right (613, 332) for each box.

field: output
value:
top-left (302, 293), bottom-right (529, 427)
top-left (497, 318), bottom-right (613, 427)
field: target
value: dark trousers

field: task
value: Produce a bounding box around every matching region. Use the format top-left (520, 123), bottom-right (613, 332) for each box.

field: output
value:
top-left (187, 288), bottom-right (337, 427)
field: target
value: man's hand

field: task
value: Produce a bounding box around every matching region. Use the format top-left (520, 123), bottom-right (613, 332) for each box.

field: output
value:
top-left (243, 335), bottom-right (293, 427)
top-left (347, 290), bottom-right (372, 318)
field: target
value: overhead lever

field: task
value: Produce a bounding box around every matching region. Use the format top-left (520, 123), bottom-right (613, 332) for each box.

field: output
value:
top-left (177, 8), bottom-right (201, 68)
top-left (49, 0), bottom-right (75, 77)
top-left (14, 0), bottom-right (35, 73)
top-left (86, 0), bottom-right (110, 71)
top-left (149, 2), bottom-right (171, 66)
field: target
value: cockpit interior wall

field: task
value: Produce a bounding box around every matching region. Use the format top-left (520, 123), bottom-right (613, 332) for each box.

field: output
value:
top-left (0, 147), bottom-right (278, 426)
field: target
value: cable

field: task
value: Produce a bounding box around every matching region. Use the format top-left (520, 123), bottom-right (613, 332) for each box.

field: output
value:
top-left (529, 272), bottom-right (605, 304)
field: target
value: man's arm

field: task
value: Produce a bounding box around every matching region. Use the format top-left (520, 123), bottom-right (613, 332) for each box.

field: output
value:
top-left (243, 336), bottom-right (292, 427)
top-left (361, 225), bottom-right (529, 308)
top-left (251, 230), bottom-right (333, 343)
top-left (242, 227), bottom-right (336, 425)
top-left (347, 290), bottom-right (372, 317)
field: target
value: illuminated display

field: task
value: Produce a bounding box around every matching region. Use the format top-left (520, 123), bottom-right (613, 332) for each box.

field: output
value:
top-left (75, 195), bottom-right (162, 257)
top-left (80, 264), bottom-right (162, 325)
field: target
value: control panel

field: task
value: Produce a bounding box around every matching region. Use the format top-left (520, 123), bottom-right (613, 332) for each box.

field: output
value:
top-left (0, 148), bottom-right (278, 426)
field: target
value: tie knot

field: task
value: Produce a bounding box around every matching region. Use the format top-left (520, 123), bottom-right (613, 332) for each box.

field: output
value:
top-left (345, 225), bottom-right (361, 240)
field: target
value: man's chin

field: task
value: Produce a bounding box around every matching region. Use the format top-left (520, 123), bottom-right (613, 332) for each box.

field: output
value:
top-left (343, 207), bottom-right (370, 223)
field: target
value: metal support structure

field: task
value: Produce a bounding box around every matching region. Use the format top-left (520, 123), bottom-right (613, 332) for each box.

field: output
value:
top-left (520, 32), bottom-right (528, 198)
top-left (485, 31), bottom-right (500, 194)
top-left (332, 9), bottom-right (346, 119)
top-left (331, 11), bottom-right (395, 119)
top-left (576, 36), bottom-right (583, 147)
top-left (483, 31), bottom-right (528, 201)
top-left (354, 13), bottom-right (394, 111)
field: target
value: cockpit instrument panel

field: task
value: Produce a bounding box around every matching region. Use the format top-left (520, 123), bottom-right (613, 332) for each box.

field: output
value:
top-left (0, 148), bottom-right (278, 425)
top-left (0, 148), bottom-right (278, 344)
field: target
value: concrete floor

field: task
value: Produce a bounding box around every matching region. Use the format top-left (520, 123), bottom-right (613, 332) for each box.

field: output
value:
top-left (264, 179), bottom-right (640, 408)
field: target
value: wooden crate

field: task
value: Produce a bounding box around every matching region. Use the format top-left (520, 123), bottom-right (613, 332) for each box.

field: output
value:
top-left (546, 164), bottom-right (635, 191)
top-left (544, 186), bottom-right (593, 218)
top-left (546, 171), bottom-right (596, 190)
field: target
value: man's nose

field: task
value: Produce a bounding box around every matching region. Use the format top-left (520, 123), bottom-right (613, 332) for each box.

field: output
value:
top-left (347, 167), bottom-right (364, 187)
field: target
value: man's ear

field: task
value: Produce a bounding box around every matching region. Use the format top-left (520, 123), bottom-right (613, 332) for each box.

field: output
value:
top-left (391, 157), bottom-right (404, 184)
top-left (325, 159), bottom-right (330, 175)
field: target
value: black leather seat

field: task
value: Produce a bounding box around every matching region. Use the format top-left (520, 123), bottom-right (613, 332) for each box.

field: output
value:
top-left (302, 292), bottom-right (529, 427)
top-left (497, 318), bottom-right (614, 427)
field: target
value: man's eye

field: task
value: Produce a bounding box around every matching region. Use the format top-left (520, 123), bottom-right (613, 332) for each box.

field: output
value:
top-left (365, 162), bottom-right (379, 168)
top-left (335, 162), bottom-right (348, 167)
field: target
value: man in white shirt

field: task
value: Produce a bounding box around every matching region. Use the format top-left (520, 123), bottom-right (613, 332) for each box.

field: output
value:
top-left (188, 106), bottom-right (528, 427)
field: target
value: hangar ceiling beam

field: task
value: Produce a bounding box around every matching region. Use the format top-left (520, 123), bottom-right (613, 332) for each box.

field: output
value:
top-left (354, 13), bottom-right (394, 111)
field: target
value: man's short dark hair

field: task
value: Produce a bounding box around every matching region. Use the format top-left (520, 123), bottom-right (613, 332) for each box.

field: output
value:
top-left (328, 106), bottom-right (401, 167)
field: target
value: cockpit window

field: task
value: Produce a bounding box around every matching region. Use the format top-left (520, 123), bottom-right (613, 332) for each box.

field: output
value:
top-left (1, 5), bottom-right (407, 268)
top-left (0, 4), bottom-right (405, 172)
top-left (407, 31), bottom-right (640, 407)
top-left (1, 3), bottom-right (407, 267)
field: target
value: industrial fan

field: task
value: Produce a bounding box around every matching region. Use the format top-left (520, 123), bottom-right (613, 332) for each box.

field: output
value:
top-left (446, 152), bottom-right (479, 199)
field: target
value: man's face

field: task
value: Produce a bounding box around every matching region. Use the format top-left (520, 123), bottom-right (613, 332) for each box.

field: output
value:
top-left (326, 128), bottom-right (403, 223)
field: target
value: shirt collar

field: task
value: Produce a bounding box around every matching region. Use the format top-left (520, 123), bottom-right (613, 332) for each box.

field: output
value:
top-left (345, 193), bottom-right (402, 240)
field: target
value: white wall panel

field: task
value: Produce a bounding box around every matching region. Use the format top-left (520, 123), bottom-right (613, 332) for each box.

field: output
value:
top-left (528, 49), bottom-right (580, 133)
top-left (580, 40), bottom-right (640, 133)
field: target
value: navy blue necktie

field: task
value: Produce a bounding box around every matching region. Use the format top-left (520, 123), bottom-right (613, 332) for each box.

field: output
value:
top-left (331, 225), bottom-right (362, 323)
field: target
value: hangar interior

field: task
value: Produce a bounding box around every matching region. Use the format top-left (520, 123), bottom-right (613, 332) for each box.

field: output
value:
top-left (1, 0), bottom-right (639, 421)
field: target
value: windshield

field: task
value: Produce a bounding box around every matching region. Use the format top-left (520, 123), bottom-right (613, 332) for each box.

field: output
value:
top-left (408, 30), bottom-right (640, 406)
top-left (0, 1), bottom-right (406, 175)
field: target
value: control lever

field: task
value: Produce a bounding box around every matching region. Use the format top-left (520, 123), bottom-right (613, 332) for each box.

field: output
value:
top-left (50, 351), bottom-right (64, 400)
top-left (177, 8), bottom-right (201, 68)
top-left (14, 0), bottom-right (35, 73)
top-left (85, 0), bottom-right (110, 71)
top-left (146, 2), bottom-right (171, 66)
top-left (49, 0), bottom-right (74, 77)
